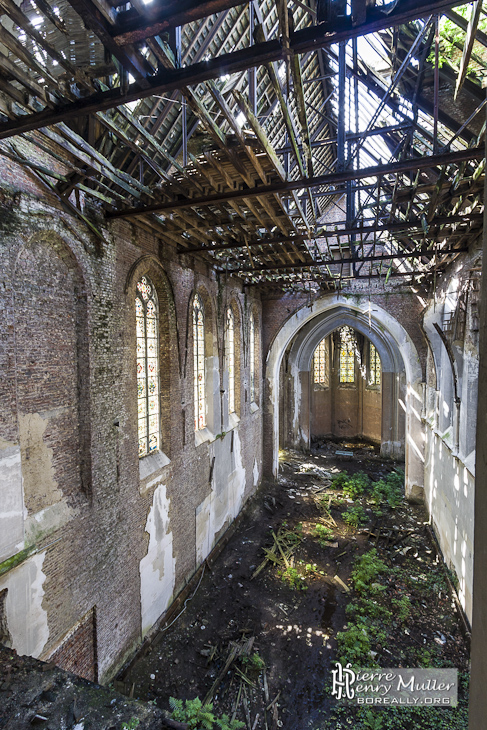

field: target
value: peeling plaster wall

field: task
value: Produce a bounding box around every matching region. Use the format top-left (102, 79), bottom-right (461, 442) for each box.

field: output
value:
top-left (0, 552), bottom-right (49, 658)
top-left (18, 413), bottom-right (63, 513)
top-left (0, 440), bottom-right (24, 562)
top-left (424, 431), bottom-right (474, 620)
top-left (421, 251), bottom-right (480, 622)
top-left (0, 156), bottom-right (264, 682)
top-left (140, 483), bottom-right (176, 637)
top-left (196, 430), bottom-right (246, 564)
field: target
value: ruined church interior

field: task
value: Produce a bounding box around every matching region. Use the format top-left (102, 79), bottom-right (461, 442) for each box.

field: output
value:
top-left (2, 0), bottom-right (487, 727)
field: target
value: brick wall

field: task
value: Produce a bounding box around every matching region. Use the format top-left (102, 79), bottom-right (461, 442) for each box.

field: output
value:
top-left (50, 609), bottom-right (97, 682)
top-left (0, 151), bottom-right (263, 682)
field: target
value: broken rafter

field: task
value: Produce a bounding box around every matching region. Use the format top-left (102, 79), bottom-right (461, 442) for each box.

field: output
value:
top-left (106, 146), bottom-right (484, 219)
top-left (179, 212), bottom-right (483, 253)
top-left (0, 0), bottom-right (469, 140)
top-left (230, 248), bottom-right (469, 275)
top-left (454, 0), bottom-right (482, 100)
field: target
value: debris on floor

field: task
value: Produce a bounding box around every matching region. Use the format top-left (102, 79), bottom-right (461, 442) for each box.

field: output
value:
top-left (117, 440), bottom-right (470, 730)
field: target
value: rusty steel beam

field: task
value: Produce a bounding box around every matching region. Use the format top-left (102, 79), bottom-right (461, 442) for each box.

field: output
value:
top-left (227, 247), bottom-right (469, 274)
top-left (114, 0), bottom-right (245, 46)
top-left (107, 146), bottom-right (485, 219)
top-left (0, 0), bottom-right (467, 140)
top-left (178, 212), bottom-right (484, 253)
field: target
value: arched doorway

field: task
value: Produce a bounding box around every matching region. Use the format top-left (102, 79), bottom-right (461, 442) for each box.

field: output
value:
top-left (264, 295), bottom-right (425, 501)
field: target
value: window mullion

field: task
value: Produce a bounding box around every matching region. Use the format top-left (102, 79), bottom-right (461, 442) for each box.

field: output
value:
top-left (144, 304), bottom-right (150, 455)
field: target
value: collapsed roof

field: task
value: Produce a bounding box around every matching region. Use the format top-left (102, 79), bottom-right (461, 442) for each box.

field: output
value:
top-left (0, 0), bottom-right (485, 292)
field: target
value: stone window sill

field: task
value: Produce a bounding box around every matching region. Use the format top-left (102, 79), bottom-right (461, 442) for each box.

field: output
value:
top-left (139, 450), bottom-right (171, 481)
top-left (195, 426), bottom-right (215, 447)
top-left (227, 412), bottom-right (240, 430)
top-left (250, 401), bottom-right (259, 414)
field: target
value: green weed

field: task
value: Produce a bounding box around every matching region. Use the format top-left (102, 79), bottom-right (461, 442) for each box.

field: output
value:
top-left (278, 566), bottom-right (308, 591)
top-left (336, 623), bottom-right (374, 666)
top-left (169, 697), bottom-right (245, 730)
top-left (351, 549), bottom-right (388, 593)
top-left (312, 523), bottom-right (335, 546)
top-left (121, 720), bottom-right (140, 730)
top-left (343, 504), bottom-right (368, 528)
top-left (391, 595), bottom-right (412, 623)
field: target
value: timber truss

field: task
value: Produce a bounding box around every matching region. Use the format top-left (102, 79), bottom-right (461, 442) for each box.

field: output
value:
top-left (0, 0), bottom-right (485, 291)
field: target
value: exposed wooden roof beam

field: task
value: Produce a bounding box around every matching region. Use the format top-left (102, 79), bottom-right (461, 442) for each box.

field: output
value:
top-left (113, 0), bottom-right (245, 46)
top-left (230, 247), bottom-right (469, 274)
top-left (445, 7), bottom-right (487, 48)
top-left (106, 146), bottom-right (484, 218)
top-left (63, 0), bottom-right (154, 82)
top-left (0, 0), bottom-right (468, 140)
top-left (181, 212), bottom-right (484, 253)
top-left (455, 0), bottom-right (482, 99)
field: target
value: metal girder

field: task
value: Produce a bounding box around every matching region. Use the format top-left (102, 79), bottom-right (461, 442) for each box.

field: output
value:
top-left (180, 212), bottom-right (483, 253)
top-left (106, 146), bottom-right (484, 219)
top-left (63, 0), bottom-right (154, 82)
top-left (0, 0), bottom-right (468, 140)
top-left (113, 0), bottom-right (245, 46)
top-left (228, 247), bottom-right (469, 274)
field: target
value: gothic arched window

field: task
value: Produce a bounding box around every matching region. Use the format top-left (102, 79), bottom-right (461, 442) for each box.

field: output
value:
top-left (369, 343), bottom-right (381, 387)
top-left (226, 307), bottom-right (235, 414)
top-left (339, 340), bottom-right (355, 384)
top-left (313, 338), bottom-right (329, 386)
top-left (193, 294), bottom-right (206, 430)
top-left (136, 276), bottom-right (160, 457)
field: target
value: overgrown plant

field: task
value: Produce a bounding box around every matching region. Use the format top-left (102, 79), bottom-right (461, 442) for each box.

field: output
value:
top-left (313, 523), bottom-right (334, 546)
top-left (350, 549), bottom-right (387, 593)
top-left (343, 504), bottom-right (368, 528)
top-left (278, 565), bottom-right (308, 591)
top-left (169, 697), bottom-right (245, 730)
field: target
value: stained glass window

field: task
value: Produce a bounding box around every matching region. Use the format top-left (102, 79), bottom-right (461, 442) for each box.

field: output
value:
top-left (369, 343), bottom-right (381, 387)
top-left (339, 340), bottom-right (355, 383)
top-left (313, 338), bottom-right (329, 386)
top-left (136, 276), bottom-right (159, 458)
top-left (249, 312), bottom-right (255, 403)
top-left (226, 307), bottom-right (235, 414)
top-left (193, 294), bottom-right (206, 430)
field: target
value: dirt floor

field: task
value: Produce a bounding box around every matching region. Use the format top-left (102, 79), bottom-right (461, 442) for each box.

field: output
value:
top-left (117, 440), bottom-right (470, 730)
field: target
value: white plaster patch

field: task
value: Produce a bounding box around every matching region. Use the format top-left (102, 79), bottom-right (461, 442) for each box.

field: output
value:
top-left (24, 500), bottom-right (73, 546)
top-left (196, 431), bottom-right (246, 564)
top-left (253, 459), bottom-right (260, 487)
top-left (0, 552), bottom-right (49, 658)
top-left (139, 483), bottom-right (176, 636)
top-left (0, 443), bottom-right (24, 562)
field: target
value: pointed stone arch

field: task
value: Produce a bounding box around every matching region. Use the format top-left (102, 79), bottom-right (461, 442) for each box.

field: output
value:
top-left (264, 295), bottom-right (424, 501)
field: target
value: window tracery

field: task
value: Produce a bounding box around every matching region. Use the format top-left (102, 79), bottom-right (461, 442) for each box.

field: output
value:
top-left (226, 307), bottom-right (235, 414)
top-left (313, 338), bottom-right (329, 386)
top-left (193, 294), bottom-right (206, 430)
top-left (136, 276), bottom-right (159, 457)
top-left (369, 343), bottom-right (381, 387)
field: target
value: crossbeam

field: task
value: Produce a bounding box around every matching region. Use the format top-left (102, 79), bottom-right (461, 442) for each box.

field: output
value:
top-left (227, 248), bottom-right (468, 274)
top-left (107, 147), bottom-right (484, 219)
top-left (179, 212), bottom-right (483, 253)
top-left (0, 0), bottom-right (467, 140)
